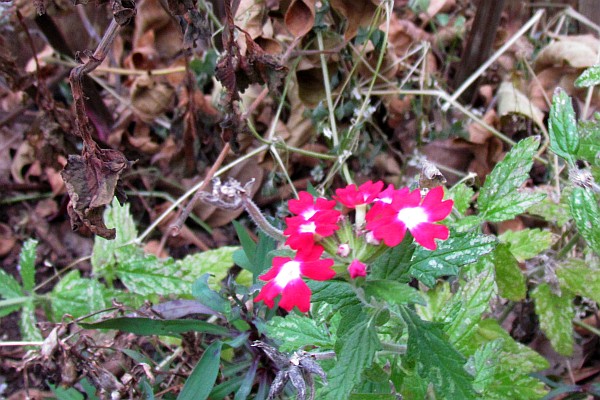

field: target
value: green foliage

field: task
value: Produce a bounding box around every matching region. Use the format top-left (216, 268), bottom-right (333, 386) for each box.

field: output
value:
top-left (320, 316), bottom-right (380, 400)
top-left (499, 228), bottom-right (553, 262)
top-left (266, 314), bottom-right (333, 352)
top-left (51, 270), bottom-right (109, 320)
top-left (490, 244), bottom-right (526, 301)
top-left (556, 259), bottom-right (600, 304)
top-left (531, 283), bottom-right (575, 356)
top-left (363, 280), bottom-right (424, 306)
top-left (177, 341), bottom-right (223, 400)
top-left (79, 317), bottom-right (230, 337)
top-left (232, 221), bottom-right (276, 282)
top-left (20, 299), bottom-right (42, 342)
top-left (0, 267), bottom-right (24, 317)
top-left (409, 231), bottom-right (497, 287)
top-left (548, 89), bottom-right (580, 165)
top-left (575, 65), bottom-right (600, 88)
top-left (450, 183), bottom-right (475, 215)
top-left (400, 307), bottom-right (476, 400)
top-left (19, 239), bottom-right (37, 292)
top-left (478, 136), bottom-right (546, 222)
top-left (569, 187), bottom-right (600, 256)
top-left (369, 234), bottom-right (414, 281)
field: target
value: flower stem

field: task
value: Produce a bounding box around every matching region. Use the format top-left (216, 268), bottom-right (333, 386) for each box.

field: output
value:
top-left (241, 193), bottom-right (286, 242)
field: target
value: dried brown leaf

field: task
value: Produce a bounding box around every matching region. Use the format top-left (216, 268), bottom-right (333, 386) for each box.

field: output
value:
top-left (534, 35), bottom-right (599, 72)
top-left (130, 75), bottom-right (175, 122)
top-left (61, 149), bottom-right (130, 239)
top-left (330, 0), bottom-right (378, 40)
top-left (284, 0), bottom-right (316, 37)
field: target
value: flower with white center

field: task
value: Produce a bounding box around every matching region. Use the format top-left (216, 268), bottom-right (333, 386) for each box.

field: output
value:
top-left (254, 246), bottom-right (335, 312)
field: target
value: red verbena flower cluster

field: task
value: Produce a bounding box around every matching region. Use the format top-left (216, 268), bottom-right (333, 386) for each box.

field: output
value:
top-left (255, 181), bottom-right (454, 312)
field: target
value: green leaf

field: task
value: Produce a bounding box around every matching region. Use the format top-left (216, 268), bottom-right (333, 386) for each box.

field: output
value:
top-left (0, 268), bottom-right (23, 300)
top-left (468, 339), bottom-right (548, 399)
top-left (577, 119), bottom-right (600, 164)
top-left (499, 228), bottom-right (553, 262)
top-left (49, 383), bottom-right (85, 400)
top-left (233, 221), bottom-right (276, 281)
top-left (527, 193), bottom-right (571, 228)
top-left (369, 234), bottom-right (415, 281)
top-left (319, 319), bottom-right (379, 400)
top-left (450, 183), bottom-right (475, 215)
top-left (19, 298), bottom-right (42, 342)
top-left (531, 283), bottom-right (575, 356)
top-left (556, 259), bottom-right (600, 303)
top-left (415, 281), bottom-right (452, 321)
top-left (569, 187), bottom-right (600, 255)
top-left (409, 232), bottom-right (497, 287)
top-left (478, 137), bottom-right (546, 221)
top-left (441, 259), bottom-right (496, 353)
top-left (178, 341), bottom-right (222, 400)
top-left (363, 280), bottom-right (424, 306)
top-left (548, 89), bottom-right (580, 164)
top-left (192, 274), bottom-right (232, 316)
top-left (51, 271), bottom-right (108, 320)
top-left (79, 317), bottom-right (230, 337)
top-left (490, 244), bottom-right (526, 301)
top-left (265, 315), bottom-right (333, 352)
top-left (19, 239), bottom-right (37, 292)
top-left (309, 280), bottom-right (359, 309)
top-left (575, 65), bottom-right (600, 88)
top-left (233, 358), bottom-right (258, 400)
top-left (177, 246), bottom-right (238, 290)
top-left (400, 307), bottom-right (476, 400)
top-left (91, 198), bottom-right (140, 283)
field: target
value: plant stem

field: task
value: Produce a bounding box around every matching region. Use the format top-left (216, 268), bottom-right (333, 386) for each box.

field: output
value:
top-left (380, 341), bottom-right (407, 354)
top-left (574, 320), bottom-right (600, 337)
top-left (317, 31), bottom-right (339, 148)
top-left (556, 233), bottom-right (580, 259)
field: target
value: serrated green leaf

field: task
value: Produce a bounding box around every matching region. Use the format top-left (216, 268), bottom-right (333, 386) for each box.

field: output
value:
top-left (369, 234), bottom-right (414, 281)
top-left (178, 341), bottom-right (222, 400)
top-left (79, 317), bottom-right (229, 337)
top-left (569, 187), bottom-right (600, 255)
top-left (450, 183), bottom-right (475, 215)
top-left (117, 256), bottom-right (183, 296)
top-left (474, 319), bottom-right (549, 372)
top-left (19, 239), bottom-right (37, 292)
top-left (577, 119), bottom-right (600, 165)
top-left (233, 221), bottom-right (276, 282)
top-left (441, 259), bottom-right (496, 353)
top-left (499, 228), bottom-right (553, 262)
top-left (527, 188), bottom-right (571, 227)
top-left (531, 283), bottom-right (574, 356)
top-left (548, 89), bottom-right (580, 164)
top-left (490, 244), bottom-right (526, 301)
top-left (415, 281), bottom-right (452, 321)
top-left (400, 307), bottom-right (476, 400)
top-left (575, 65), bottom-right (600, 88)
top-left (468, 339), bottom-right (548, 399)
top-left (363, 280), bottom-right (424, 306)
top-left (92, 198), bottom-right (140, 283)
top-left (265, 315), bottom-right (333, 352)
top-left (0, 268), bottom-right (23, 300)
top-left (49, 383), bottom-right (85, 400)
top-left (176, 246), bottom-right (238, 289)
top-left (319, 319), bottom-right (379, 400)
top-left (309, 280), bottom-right (359, 309)
top-left (192, 274), bottom-right (232, 316)
top-left (19, 298), bottom-right (42, 342)
top-left (556, 259), bottom-right (600, 303)
top-left (51, 271), bottom-right (108, 320)
top-left (409, 232), bottom-right (497, 287)
top-left (478, 137), bottom-right (546, 222)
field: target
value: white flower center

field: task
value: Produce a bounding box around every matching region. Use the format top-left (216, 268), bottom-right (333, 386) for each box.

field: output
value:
top-left (274, 261), bottom-right (301, 287)
top-left (301, 208), bottom-right (317, 220)
top-left (300, 221), bottom-right (317, 234)
top-left (397, 207), bottom-right (428, 229)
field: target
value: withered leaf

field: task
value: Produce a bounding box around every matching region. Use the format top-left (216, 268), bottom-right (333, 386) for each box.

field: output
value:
top-left (182, 9), bottom-right (211, 49)
top-left (61, 148), bottom-right (130, 239)
top-left (112, 0), bottom-right (137, 26)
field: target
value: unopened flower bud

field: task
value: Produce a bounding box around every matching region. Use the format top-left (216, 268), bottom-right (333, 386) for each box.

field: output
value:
top-left (365, 231), bottom-right (380, 246)
top-left (348, 259), bottom-right (367, 279)
top-left (337, 243), bottom-right (350, 257)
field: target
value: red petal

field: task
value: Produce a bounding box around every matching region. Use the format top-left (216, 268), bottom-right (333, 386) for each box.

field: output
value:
top-left (279, 278), bottom-right (311, 312)
top-left (300, 258), bottom-right (336, 280)
top-left (254, 280), bottom-right (279, 308)
top-left (410, 223), bottom-right (449, 250)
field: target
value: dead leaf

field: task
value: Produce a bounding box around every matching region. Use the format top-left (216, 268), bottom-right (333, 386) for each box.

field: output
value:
top-left (330, 0), bottom-right (378, 40)
top-left (534, 35), bottom-right (599, 72)
top-left (130, 75), bottom-right (175, 122)
top-left (497, 81), bottom-right (545, 131)
top-left (10, 141), bottom-right (36, 184)
top-left (284, 0), bottom-right (316, 38)
top-left (467, 109), bottom-right (498, 144)
top-left (0, 223), bottom-right (16, 257)
top-left (61, 148), bottom-right (131, 240)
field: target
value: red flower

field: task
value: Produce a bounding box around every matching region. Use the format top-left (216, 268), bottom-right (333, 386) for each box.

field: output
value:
top-left (254, 246), bottom-right (335, 312)
top-left (334, 180), bottom-right (384, 209)
top-left (366, 186), bottom-right (453, 250)
top-left (348, 259), bottom-right (367, 279)
top-left (288, 191), bottom-right (337, 220)
top-left (284, 210), bottom-right (341, 250)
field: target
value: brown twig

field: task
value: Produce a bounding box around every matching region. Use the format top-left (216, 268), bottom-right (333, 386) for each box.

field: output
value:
top-left (168, 142), bottom-right (232, 236)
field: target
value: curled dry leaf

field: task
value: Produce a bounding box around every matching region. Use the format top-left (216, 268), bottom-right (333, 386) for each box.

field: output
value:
top-left (284, 0), bottom-right (316, 38)
top-left (497, 81), bottom-right (545, 132)
top-left (61, 148), bottom-right (130, 239)
top-left (534, 35), bottom-right (599, 72)
top-left (330, 0), bottom-right (379, 40)
top-left (130, 75), bottom-right (175, 122)
top-left (0, 223), bottom-right (16, 257)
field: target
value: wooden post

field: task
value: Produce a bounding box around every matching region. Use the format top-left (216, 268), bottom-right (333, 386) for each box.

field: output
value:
top-left (451, 0), bottom-right (506, 104)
